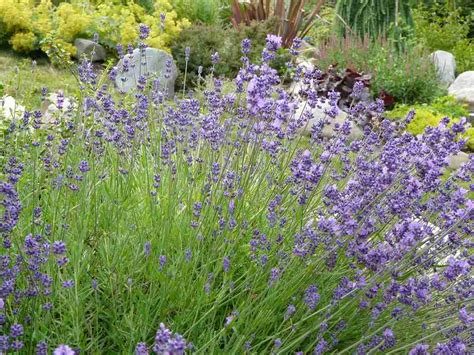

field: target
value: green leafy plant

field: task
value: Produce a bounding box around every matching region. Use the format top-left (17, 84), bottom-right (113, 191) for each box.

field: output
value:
top-left (172, 19), bottom-right (291, 89)
top-left (386, 95), bottom-right (473, 150)
top-left (0, 0), bottom-right (189, 59)
top-left (172, 23), bottom-right (226, 89)
top-left (315, 34), bottom-right (444, 104)
top-left (335, 0), bottom-right (413, 38)
top-left (305, 5), bottom-right (336, 45)
top-left (413, 2), bottom-right (474, 73)
top-left (172, 0), bottom-right (231, 25)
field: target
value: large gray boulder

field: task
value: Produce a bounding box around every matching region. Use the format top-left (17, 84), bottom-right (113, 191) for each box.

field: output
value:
top-left (294, 100), bottom-right (363, 141)
top-left (430, 50), bottom-right (456, 86)
top-left (448, 71), bottom-right (474, 112)
top-left (74, 39), bottom-right (106, 62)
top-left (115, 47), bottom-right (178, 96)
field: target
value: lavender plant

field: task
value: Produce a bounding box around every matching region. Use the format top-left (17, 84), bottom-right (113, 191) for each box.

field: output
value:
top-left (0, 26), bottom-right (472, 354)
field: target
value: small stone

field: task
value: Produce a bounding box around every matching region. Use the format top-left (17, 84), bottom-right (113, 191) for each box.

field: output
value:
top-left (74, 39), bottom-right (106, 62)
top-left (1, 95), bottom-right (25, 120)
top-left (42, 92), bottom-right (76, 124)
top-left (447, 151), bottom-right (470, 170)
top-left (294, 99), bottom-right (363, 141)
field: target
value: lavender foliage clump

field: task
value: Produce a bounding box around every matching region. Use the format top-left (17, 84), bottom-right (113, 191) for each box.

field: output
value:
top-left (0, 29), bottom-right (472, 353)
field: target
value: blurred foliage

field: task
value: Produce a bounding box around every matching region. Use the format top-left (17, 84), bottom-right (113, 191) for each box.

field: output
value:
top-left (305, 5), bottom-right (336, 45)
top-left (172, 23), bottom-right (225, 89)
top-left (335, 0), bottom-right (413, 38)
top-left (0, 0), bottom-right (189, 58)
top-left (411, 0), bottom-right (474, 37)
top-left (0, 0), bottom-right (94, 56)
top-left (171, 0), bottom-right (231, 25)
top-left (413, 2), bottom-right (474, 73)
top-left (314, 34), bottom-right (444, 105)
top-left (386, 96), bottom-right (473, 150)
top-left (172, 18), bottom-right (291, 89)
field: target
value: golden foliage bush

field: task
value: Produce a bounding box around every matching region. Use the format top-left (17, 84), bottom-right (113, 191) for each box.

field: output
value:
top-left (10, 32), bottom-right (37, 52)
top-left (0, 0), bottom-right (189, 57)
top-left (386, 96), bottom-right (474, 151)
top-left (95, 0), bottom-right (189, 52)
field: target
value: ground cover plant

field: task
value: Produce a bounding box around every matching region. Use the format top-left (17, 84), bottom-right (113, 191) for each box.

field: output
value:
top-left (0, 27), bottom-right (473, 354)
top-left (386, 96), bottom-right (474, 151)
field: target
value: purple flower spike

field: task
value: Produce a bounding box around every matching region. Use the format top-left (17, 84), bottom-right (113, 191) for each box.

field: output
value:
top-left (53, 344), bottom-right (75, 355)
top-left (36, 341), bottom-right (48, 355)
top-left (223, 256), bottom-right (230, 273)
top-left (144, 241), bottom-right (151, 256)
top-left (0, 182), bottom-right (22, 234)
top-left (159, 255), bottom-right (167, 270)
top-left (409, 344), bottom-right (430, 355)
top-left (185, 47), bottom-right (190, 62)
top-left (139, 24), bottom-right (150, 40)
top-left (266, 34), bottom-right (282, 52)
top-left (153, 323), bottom-right (187, 354)
top-left (135, 342), bottom-right (149, 355)
top-left (53, 241), bottom-right (67, 255)
top-left (303, 285), bottom-right (320, 310)
top-left (211, 52), bottom-right (220, 65)
top-left (241, 39), bottom-right (251, 55)
top-left (10, 323), bottom-right (23, 338)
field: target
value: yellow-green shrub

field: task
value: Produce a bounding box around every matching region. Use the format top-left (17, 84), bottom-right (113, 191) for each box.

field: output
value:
top-left (10, 31), bottom-right (37, 52)
top-left (56, 3), bottom-right (93, 43)
top-left (33, 0), bottom-right (54, 35)
top-left (94, 0), bottom-right (190, 52)
top-left (0, 0), bottom-right (189, 57)
top-left (0, 0), bottom-right (33, 33)
top-left (386, 96), bottom-right (473, 150)
top-left (0, 0), bottom-right (90, 55)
